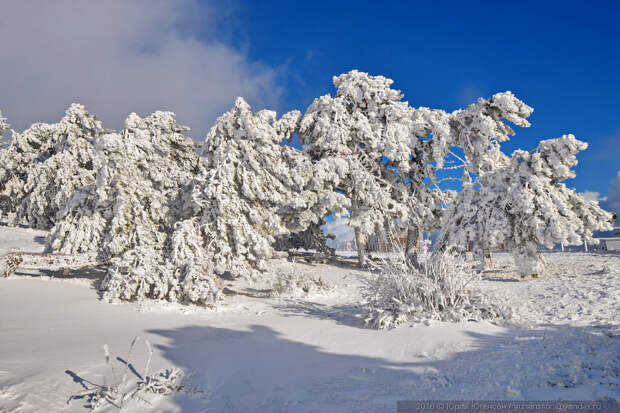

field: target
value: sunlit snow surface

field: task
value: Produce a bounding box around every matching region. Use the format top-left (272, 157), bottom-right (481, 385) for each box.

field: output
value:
top-left (0, 226), bottom-right (618, 412)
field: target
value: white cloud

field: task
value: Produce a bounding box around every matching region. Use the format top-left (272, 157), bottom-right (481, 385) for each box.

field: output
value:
top-left (456, 84), bottom-right (483, 108)
top-left (582, 190), bottom-right (603, 202)
top-left (600, 171), bottom-right (620, 221)
top-left (321, 218), bottom-right (355, 246)
top-left (0, 0), bottom-right (281, 139)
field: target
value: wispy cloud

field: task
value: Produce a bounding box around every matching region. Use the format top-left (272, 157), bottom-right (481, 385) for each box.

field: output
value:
top-left (304, 49), bottom-right (322, 64)
top-left (582, 191), bottom-right (604, 202)
top-left (0, 0), bottom-right (281, 139)
top-left (456, 84), bottom-right (484, 108)
top-left (600, 171), bottom-right (620, 221)
top-left (590, 128), bottom-right (620, 162)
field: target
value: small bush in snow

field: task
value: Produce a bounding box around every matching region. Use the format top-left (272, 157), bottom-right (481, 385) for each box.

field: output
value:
top-left (67, 337), bottom-right (196, 411)
top-left (268, 270), bottom-right (335, 298)
top-left (361, 252), bottom-right (511, 329)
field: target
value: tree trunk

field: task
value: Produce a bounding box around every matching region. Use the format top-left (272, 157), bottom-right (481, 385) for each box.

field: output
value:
top-left (354, 228), bottom-right (367, 267)
top-left (376, 223), bottom-right (386, 253)
top-left (405, 226), bottom-right (423, 268)
top-left (473, 248), bottom-right (493, 272)
top-left (383, 218), bottom-right (392, 252)
top-left (480, 249), bottom-right (493, 270)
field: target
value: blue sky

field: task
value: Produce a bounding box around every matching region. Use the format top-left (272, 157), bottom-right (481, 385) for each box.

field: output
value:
top-left (221, 0), bottom-right (619, 199)
top-left (1, 0), bottom-right (618, 202)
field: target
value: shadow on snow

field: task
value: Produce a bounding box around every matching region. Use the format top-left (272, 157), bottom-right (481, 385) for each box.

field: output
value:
top-left (146, 323), bottom-right (619, 412)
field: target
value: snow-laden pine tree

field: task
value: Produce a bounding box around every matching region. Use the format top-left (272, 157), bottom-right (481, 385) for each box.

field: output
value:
top-left (401, 91), bottom-right (534, 264)
top-left (47, 111), bottom-right (213, 304)
top-left (437, 134), bottom-right (614, 276)
top-left (171, 98), bottom-right (348, 280)
top-left (299, 70), bottom-right (534, 266)
top-left (0, 104), bottom-right (103, 228)
top-left (299, 71), bottom-right (416, 266)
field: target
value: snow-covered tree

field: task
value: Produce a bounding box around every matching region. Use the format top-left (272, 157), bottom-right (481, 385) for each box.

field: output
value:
top-left (402, 91), bottom-right (533, 264)
top-left (47, 99), bottom-right (347, 305)
top-left (47, 111), bottom-right (210, 304)
top-left (0, 104), bottom-right (102, 228)
top-left (299, 70), bottom-right (534, 267)
top-left (0, 110), bottom-right (8, 145)
top-left (437, 134), bottom-right (614, 276)
top-left (171, 98), bottom-right (348, 280)
top-left (299, 71), bottom-right (416, 266)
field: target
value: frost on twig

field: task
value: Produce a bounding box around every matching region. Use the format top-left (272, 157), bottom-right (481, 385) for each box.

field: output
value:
top-left (67, 337), bottom-right (201, 411)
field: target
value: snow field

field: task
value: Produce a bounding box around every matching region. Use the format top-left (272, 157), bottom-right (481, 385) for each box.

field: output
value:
top-left (1, 227), bottom-right (618, 412)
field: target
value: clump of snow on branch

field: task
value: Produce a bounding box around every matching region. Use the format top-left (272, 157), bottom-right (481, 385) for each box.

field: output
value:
top-left (438, 135), bottom-right (614, 276)
top-left (448, 92), bottom-right (534, 175)
top-left (171, 97), bottom-right (348, 280)
top-left (0, 104), bottom-right (102, 229)
top-left (361, 252), bottom-right (512, 329)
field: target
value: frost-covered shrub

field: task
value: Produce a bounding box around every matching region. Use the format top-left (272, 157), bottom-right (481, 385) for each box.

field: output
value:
top-left (0, 104), bottom-right (102, 228)
top-left (99, 246), bottom-right (221, 305)
top-left (268, 270), bottom-right (335, 298)
top-left (361, 252), bottom-right (510, 329)
top-left (67, 337), bottom-right (194, 411)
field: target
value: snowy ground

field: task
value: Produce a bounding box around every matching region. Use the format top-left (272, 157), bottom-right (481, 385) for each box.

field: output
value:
top-left (0, 226), bottom-right (618, 412)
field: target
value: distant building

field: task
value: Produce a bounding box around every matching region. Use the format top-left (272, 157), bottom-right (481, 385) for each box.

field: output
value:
top-left (366, 231), bottom-right (409, 253)
top-left (595, 227), bottom-right (620, 251)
